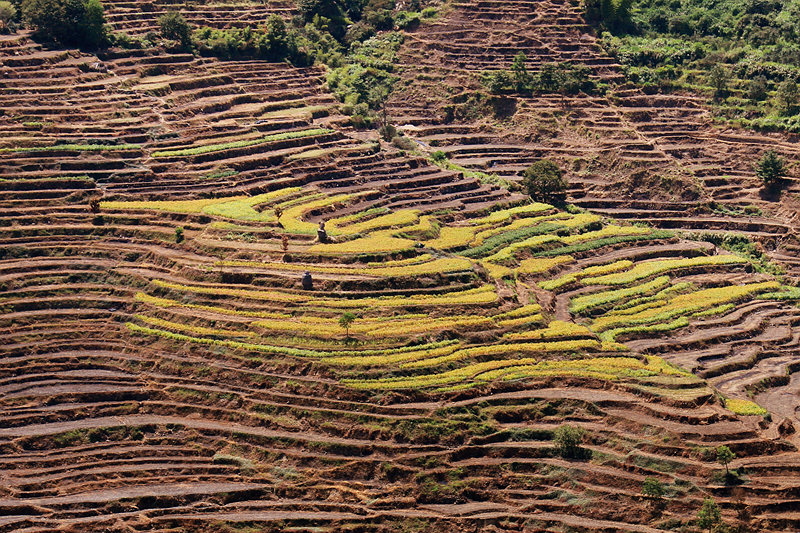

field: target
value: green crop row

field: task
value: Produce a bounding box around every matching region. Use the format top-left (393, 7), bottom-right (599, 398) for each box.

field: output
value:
top-left (460, 222), bottom-right (564, 258)
top-left (570, 276), bottom-right (672, 314)
top-left (535, 231), bottom-right (674, 257)
top-left (0, 143), bottom-right (141, 153)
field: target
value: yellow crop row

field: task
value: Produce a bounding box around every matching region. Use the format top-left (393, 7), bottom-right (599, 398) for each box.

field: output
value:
top-left (557, 213), bottom-right (603, 230)
top-left (424, 226), bottom-right (476, 250)
top-left (102, 188), bottom-right (300, 222)
top-left (216, 257), bottom-right (474, 277)
top-left (540, 259), bottom-right (633, 291)
top-left (582, 255), bottom-right (747, 286)
top-left (591, 281), bottom-right (780, 331)
top-left (471, 202), bottom-right (553, 225)
top-left (725, 398), bottom-right (768, 416)
top-left (470, 213), bottom-right (571, 246)
top-left (345, 353), bottom-right (675, 390)
top-left (134, 314), bottom-right (255, 338)
top-left (307, 233), bottom-right (416, 254)
top-left (401, 339), bottom-right (601, 369)
top-left (516, 255), bottom-right (574, 275)
top-left (135, 292), bottom-right (290, 319)
top-left (504, 320), bottom-right (594, 341)
top-left (279, 193), bottom-right (354, 234)
top-left (253, 314), bottom-right (494, 338)
top-left (483, 235), bottom-right (561, 263)
top-left (560, 224), bottom-right (648, 244)
top-left (569, 276), bottom-right (672, 314)
top-left (328, 209), bottom-right (419, 236)
top-left (152, 279), bottom-right (498, 308)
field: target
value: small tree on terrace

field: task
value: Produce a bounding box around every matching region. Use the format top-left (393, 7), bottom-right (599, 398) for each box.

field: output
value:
top-left (523, 159), bottom-right (568, 204)
top-left (511, 51), bottom-right (532, 92)
top-left (708, 65), bottom-right (729, 99)
top-left (553, 424), bottom-right (586, 459)
top-left (776, 79), bottom-right (799, 115)
top-left (339, 311), bottom-right (356, 338)
top-left (159, 10), bottom-right (192, 48)
top-left (755, 149), bottom-right (786, 190)
top-left (642, 477), bottom-right (666, 499)
top-left (716, 445), bottom-right (735, 475)
top-left (697, 497), bottom-right (722, 532)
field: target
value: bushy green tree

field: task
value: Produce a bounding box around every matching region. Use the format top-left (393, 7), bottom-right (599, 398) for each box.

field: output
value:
top-left (642, 477), bottom-right (666, 498)
top-left (21, 0), bottom-right (108, 48)
top-left (523, 159), bottom-right (568, 204)
top-left (755, 149), bottom-right (787, 189)
top-left (339, 312), bottom-right (356, 337)
top-left (716, 445), bottom-right (735, 475)
top-left (553, 424), bottom-right (586, 458)
top-left (708, 65), bottom-right (729, 98)
top-left (776, 79), bottom-right (798, 115)
top-left (158, 10), bottom-right (192, 48)
top-left (511, 51), bottom-right (532, 92)
top-left (747, 75), bottom-right (768, 101)
top-left (0, 1), bottom-right (17, 30)
top-left (697, 497), bottom-right (722, 532)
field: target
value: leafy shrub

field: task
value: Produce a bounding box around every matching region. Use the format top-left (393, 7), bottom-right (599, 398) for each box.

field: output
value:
top-left (481, 58), bottom-right (596, 95)
top-left (553, 424), bottom-right (588, 459)
top-left (158, 10), bottom-right (192, 48)
top-left (0, 1), bottom-right (17, 31)
top-left (21, 0), bottom-right (109, 48)
top-left (755, 149), bottom-right (787, 189)
top-left (642, 477), bottom-right (666, 498)
top-left (523, 159), bottom-right (567, 204)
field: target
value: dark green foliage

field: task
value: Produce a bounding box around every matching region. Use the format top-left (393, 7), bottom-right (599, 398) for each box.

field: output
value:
top-left (175, 226), bottom-right (184, 243)
top-left (708, 64), bottom-right (730, 98)
top-left (430, 150), bottom-right (448, 163)
top-left (0, 1), bottom-right (17, 31)
top-left (297, 0), bottom-right (348, 40)
top-left (21, 0), bottom-right (108, 49)
top-left (523, 159), bottom-right (568, 204)
top-left (553, 424), bottom-right (588, 459)
top-left (482, 57), bottom-right (597, 95)
top-left (194, 18), bottom-right (311, 64)
top-left (697, 497), bottom-right (722, 532)
top-left (158, 10), bottom-right (191, 48)
top-left (642, 477), bottom-right (666, 498)
top-left (755, 149), bottom-right (787, 188)
top-left (716, 445), bottom-right (735, 474)
top-left (583, 0), bottom-right (633, 32)
top-left (599, 0), bottom-right (800, 132)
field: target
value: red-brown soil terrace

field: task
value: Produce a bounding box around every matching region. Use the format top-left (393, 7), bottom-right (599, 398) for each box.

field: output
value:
top-left (1, 2), bottom-right (800, 532)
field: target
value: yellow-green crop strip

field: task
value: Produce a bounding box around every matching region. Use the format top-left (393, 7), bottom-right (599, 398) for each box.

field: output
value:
top-left (151, 128), bottom-right (332, 157)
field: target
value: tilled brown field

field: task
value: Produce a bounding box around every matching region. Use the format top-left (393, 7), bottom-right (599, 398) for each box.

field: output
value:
top-left (2, 3), bottom-right (800, 532)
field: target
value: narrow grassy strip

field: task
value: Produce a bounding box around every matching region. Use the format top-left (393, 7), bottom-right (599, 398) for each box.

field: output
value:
top-left (560, 224), bottom-right (650, 244)
top-left (0, 143), bottom-right (141, 153)
top-left (569, 276), bottom-right (672, 314)
top-left (216, 257), bottom-right (473, 277)
top-left (540, 259), bottom-right (634, 291)
top-left (535, 231), bottom-right (673, 257)
top-left (483, 235), bottom-right (561, 263)
top-left (471, 213), bottom-right (572, 246)
top-left (582, 255), bottom-right (747, 286)
top-left (345, 353), bottom-right (681, 390)
top-left (253, 314), bottom-right (494, 338)
top-left (151, 128), bottom-right (332, 157)
top-left (471, 202), bottom-right (554, 225)
top-left (127, 322), bottom-right (459, 359)
top-left (329, 209), bottom-right (419, 236)
top-left (461, 222), bottom-right (564, 258)
top-left (135, 314), bottom-right (256, 338)
top-left (151, 279), bottom-right (498, 308)
top-left (136, 292), bottom-right (290, 319)
top-left (401, 339), bottom-right (601, 369)
top-left (504, 320), bottom-right (594, 341)
top-left (758, 286), bottom-right (800, 300)
top-left (598, 317), bottom-right (690, 343)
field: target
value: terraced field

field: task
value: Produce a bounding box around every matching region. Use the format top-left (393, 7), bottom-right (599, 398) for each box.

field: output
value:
top-left (3, 2), bottom-right (800, 532)
top-left (388, 0), bottom-right (800, 275)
